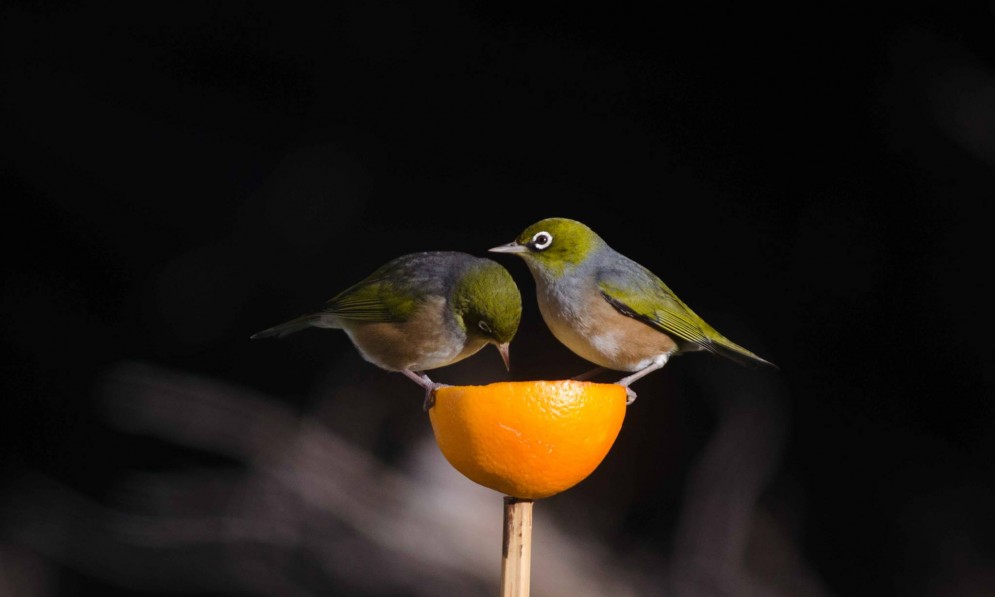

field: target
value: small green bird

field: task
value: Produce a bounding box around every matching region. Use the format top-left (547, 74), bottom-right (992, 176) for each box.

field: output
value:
top-left (251, 251), bottom-right (522, 409)
top-left (489, 218), bottom-right (775, 403)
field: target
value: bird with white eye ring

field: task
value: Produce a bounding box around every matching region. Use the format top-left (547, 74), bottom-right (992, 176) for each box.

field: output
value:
top-left (490, 218), bottom-right (776, 404)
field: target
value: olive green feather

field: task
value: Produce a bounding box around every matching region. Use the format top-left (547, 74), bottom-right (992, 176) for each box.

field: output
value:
top-left (322, 275), bottom-right (419, 322)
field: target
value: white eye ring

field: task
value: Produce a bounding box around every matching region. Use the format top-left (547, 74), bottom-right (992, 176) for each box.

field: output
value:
top-left (478, 320), bottom-right (492, 333)
top-left (532, 231), bottom-right (553, 250)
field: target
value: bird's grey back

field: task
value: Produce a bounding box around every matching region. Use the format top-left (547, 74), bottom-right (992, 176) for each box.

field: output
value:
top-left (333, 251), bottom-right (479, 302)
top-left (595, 247), bottom-right (674, 299)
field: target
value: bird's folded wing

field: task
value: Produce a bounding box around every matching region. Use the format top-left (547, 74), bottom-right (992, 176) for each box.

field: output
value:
top-left (597, 268), bottom-right (711, 347)
top-left (322, 279), bottom-right (417, 323)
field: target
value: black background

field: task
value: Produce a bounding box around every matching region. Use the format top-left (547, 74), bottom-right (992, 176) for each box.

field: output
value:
top-left (3, 2), bottom-right (995, 596)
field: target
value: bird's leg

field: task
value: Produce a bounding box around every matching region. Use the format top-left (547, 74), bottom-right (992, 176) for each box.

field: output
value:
top-left (615, 354), bottom-right (670, 405)
top-left (571, 366), bottom-right (608, 382)
top-left (401, 369), bottom-right (448, 411)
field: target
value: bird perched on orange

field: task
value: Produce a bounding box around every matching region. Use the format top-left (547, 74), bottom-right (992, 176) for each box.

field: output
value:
top-left (490, 218), bottom-right (775, 403)
top-left (252, 251), bottom-right (522, 409)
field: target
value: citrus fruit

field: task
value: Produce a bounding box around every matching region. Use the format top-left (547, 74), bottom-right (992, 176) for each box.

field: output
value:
top-left (428, 380), bottom-right (627, 499)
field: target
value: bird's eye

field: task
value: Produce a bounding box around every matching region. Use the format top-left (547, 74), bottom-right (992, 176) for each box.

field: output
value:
top-left (531, 231), bottom-right (553, 250)
top-left (478, 320), bottom-right (493, 334)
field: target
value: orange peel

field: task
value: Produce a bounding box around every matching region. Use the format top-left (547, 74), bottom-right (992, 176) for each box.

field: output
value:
top-left (428, 380), bottom-right (627, 499)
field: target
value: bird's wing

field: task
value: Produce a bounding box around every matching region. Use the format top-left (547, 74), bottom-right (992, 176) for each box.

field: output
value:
top-left (322, 274), bottom-right (420, 323)
top-left (596, 260), bottom-right (714, 349)
top-left (318, 252), bottom-right (465, 323)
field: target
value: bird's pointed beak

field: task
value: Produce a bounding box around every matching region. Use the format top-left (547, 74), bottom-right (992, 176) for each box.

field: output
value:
top-left (496, 342), bottom-right (511, 371)
top-left (489, 242), bottom-right (528, 254)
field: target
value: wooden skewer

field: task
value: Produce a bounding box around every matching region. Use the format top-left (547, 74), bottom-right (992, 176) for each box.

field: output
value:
top-left (501, 496), bottom-right (534, 597)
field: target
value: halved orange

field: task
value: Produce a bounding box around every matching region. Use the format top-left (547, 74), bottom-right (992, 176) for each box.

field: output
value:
top-left (428, 380), bottom-right (627, 499)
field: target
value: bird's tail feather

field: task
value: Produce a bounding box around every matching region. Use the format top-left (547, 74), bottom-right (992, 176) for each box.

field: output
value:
top-left (250, 315), bottom-right (320, 340)
top-left (707, 337), bottom-right (778, 369)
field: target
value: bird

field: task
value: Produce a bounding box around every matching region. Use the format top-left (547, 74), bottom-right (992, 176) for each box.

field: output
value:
top-left (489, 217), bottom-right (775, 404)
top-left (251, 251), bottom-right (522, 410)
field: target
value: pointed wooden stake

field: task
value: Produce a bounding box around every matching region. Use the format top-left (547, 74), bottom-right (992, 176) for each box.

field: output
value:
top-left (501, 496), bottom-right (534, 597)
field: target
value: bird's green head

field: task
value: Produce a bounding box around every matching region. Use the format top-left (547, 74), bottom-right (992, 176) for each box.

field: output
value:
top-left (489, 217), bottom-right (604, 277)
top-left (454, 259), bottom-right (522, 369)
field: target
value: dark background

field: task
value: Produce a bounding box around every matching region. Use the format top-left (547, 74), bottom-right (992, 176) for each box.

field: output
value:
top-left (3, 2), bottom-right (994, 596)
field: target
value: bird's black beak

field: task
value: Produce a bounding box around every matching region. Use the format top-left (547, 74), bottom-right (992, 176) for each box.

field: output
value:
top-left (488, 242), bottom-right (528, 254)
top-left (496, 342), bottom-right (511, 371)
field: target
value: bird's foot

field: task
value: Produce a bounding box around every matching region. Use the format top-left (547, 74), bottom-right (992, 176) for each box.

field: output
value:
top-left (623, 386), bottom-right (637, 405)
top-left (403, 370), bottom-right (449, 411)
top-left (423, 382), bottom-right (451, 411)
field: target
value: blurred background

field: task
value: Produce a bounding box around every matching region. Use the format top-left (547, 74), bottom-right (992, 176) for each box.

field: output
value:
top-left (2, 2), bottom-right (994, 596)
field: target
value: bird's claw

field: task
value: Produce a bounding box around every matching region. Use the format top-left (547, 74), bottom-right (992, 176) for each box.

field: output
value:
top-left (624, 386), bottom-right (637, 405)
top-left (423, 383), bottom-right (451, 411)
top-left (423, 388), bottom-right (436, 411)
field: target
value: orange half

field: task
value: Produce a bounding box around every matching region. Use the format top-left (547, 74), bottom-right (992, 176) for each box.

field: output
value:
top-left (428, 380), bottom-right (627, 499)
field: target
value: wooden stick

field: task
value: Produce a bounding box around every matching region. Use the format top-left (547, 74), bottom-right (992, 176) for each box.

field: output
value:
top-left (501, 496), bottom-right (534, 597)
